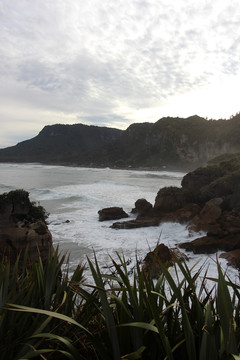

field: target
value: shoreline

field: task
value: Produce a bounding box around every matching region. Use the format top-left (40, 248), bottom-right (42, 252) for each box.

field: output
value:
top-left (0, 160), bottom-right (196, 173)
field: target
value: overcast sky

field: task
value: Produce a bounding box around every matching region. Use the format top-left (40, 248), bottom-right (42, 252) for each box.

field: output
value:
top-left (0, 0), bottom-right (240, 148)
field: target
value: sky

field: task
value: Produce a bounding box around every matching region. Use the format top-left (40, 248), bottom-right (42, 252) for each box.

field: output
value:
top-left (0, 0), bottom-right (240, 148)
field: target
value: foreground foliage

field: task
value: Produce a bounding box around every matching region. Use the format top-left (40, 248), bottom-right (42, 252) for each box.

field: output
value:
top-left (1, 250), bottom-right (240, 360)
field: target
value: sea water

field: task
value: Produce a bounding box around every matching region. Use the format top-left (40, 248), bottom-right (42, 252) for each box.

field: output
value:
top-left (0, 163), bottom-right (239, 285)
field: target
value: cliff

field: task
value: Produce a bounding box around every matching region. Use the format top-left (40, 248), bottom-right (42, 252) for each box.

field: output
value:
top-left (0, 114), bottom-right (240, 168)
top-left (108, 114), bottom-right (240, 168)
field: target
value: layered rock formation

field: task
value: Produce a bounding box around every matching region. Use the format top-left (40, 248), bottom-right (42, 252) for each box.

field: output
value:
top-left (0, 190), bottom-right (54, 267)
top-left (102, 154), bottom-right (240, 268)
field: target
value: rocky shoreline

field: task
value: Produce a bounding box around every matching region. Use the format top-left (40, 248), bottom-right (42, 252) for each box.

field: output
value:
top-left (98, 154), bottom-right (240, 270)
top-left (1, 154), bottom-right (240, 273)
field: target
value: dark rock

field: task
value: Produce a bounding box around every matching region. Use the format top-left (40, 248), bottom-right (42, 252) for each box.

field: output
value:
top-left (111, 203), bottom-right (200, 229)
top-left (188, 198), bottom-right (223, 233)
top-left (200, 198), bottom-right (223, 220)
top-left (220, 249), bottom-right (240, 269)
top-left (180, 234), bottom-right (240, 254)
top-left (101, 154), bottom-right (240, 270)
top-left (98, 207), bottom-right (128, 221)
top-left (111, 217), bottom-right (160, 229)
top-left (181, 165), bottom-right (224, 202)
top-left (220, 212), bottom-right (240, 234)
top-left (160, 203), bottom-right (201, 224)
top-left (154, 187), bottom-right (192, 212)
top-left (143, 243), bottom-right (188, 278)
top-left (131, 198), bottom-right (153, 217)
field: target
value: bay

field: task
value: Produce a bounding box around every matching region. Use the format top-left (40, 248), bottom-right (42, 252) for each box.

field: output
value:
top-left (0, 163), bottom-right (238, 283)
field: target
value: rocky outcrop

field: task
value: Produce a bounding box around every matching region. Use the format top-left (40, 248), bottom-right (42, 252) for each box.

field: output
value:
top-left (131, 198), bottom-right (153, 217)
top-left (108, 154), bottom-right (240, 268)
top-left (143, 243), bottom-right (188, 278)
top-left (154, 187), bottom-right (192, 213)
top-left (111, 217), bottom-right (160, 229)
top-left (98, 207), bottom-right (129, 221)
top-left (180, 234), bottom-right (240, 254)
top-left (180, 209), bottom-right (240, 254)
top-left (0, 190), bottom-right (54, 267)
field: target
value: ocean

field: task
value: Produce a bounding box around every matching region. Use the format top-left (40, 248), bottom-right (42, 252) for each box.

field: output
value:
top-left (0, 162), bottom-right (238, 283)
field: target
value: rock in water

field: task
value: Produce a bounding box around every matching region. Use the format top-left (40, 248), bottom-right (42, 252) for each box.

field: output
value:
top-left (98, 207), bottom-right (129, 221)
top-left (0, 189), bottom-right (54, 267)
top-left (143, 243), bottom-right (187, 278)
top-left (131, 198), bottom-right (153, 217)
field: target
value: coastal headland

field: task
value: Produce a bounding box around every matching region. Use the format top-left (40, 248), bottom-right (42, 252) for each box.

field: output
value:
top-left (1, 113), bottom-right (240, 171)
top-left (99, 153), bottom-right (240, 269)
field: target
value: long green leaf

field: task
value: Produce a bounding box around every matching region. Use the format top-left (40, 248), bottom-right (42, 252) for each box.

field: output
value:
top-left (160, 262), bottom-right (197, 360)
top-left (216, 263), bottom-right (238, 355)
top-left (31, 333), bottom-right (79, 358)
top-left (121, 321), bottom-right (159, 333)
top-left (6, 303), bottom-right (91, 335)
top-left (142, 269), bottom-right (174, 360)
top-left (87, 255), bottom-right (121, 360)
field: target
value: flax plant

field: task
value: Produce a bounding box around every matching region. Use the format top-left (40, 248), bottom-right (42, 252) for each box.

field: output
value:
top-left (85, 255), bottom-right (240, 360)
top-left (2, 251), bottom-right (240, 360)
top-left (0, 249), bottom-right (98, 360)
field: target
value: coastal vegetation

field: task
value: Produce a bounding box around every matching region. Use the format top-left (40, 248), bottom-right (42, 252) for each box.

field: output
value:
top-left (1, 153), bottom-right (240, 358)
top-left (1, 250), bottom-right (240, 359)
top-left (0, 189), bottom-right (48, 221)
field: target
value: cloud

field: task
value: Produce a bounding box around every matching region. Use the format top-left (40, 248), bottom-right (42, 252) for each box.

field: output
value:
top-left (0, 0), bottom-right (240, 147)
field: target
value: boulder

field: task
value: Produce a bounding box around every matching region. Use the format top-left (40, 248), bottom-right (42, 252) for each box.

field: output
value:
top-left (143, 243), bottom-right (188, 278)
top-left (181, 165), bottom-right (224, 202)
top-left (131, 198), bottom-right (153, 217)
top-left (98, 207), bottom-right (128, 221)
top-left (154, 187), bottom-right (192, 213)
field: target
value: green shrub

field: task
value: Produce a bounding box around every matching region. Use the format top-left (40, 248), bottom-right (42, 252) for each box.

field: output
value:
top-left (0, 189), bottom-right (29, 212)
top-left (29, 202), bottom-right (49, 221)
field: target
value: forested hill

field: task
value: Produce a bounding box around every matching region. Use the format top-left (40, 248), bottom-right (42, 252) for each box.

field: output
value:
top-left (1, 114), bottom-right (240, 169)
top-left (0, 124), bottom-right (123, 166)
